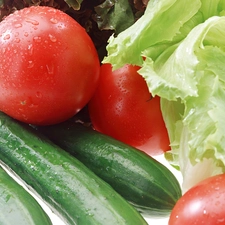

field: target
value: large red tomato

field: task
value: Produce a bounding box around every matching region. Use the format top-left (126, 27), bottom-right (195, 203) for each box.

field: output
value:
top-left (88, 63), bottom-right (170, 155)
top-left (169, 173), bottom-right (225, 225)
top-left (0, 6), bottom-right (100, 125)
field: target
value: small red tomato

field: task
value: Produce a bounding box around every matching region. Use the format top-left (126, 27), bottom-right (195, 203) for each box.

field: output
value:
top-left (169, 173), bottom-right (225, 225)
top-left (0, 6), bottom-right (100, 125)
top-left (88, 63), bottom-right (170, 155)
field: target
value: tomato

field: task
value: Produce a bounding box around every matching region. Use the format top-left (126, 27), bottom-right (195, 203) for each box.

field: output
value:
top-left (88, 63), bottom-right (170, 155)
top-left (0, 6), bottom-right (100, 125)
top-left (169, 173), bottom-right (225, 225)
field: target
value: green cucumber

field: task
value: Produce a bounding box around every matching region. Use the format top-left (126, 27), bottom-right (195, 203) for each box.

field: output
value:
top-left (0, 166), bottom-right (52, 225)
top-left (37, 120), bottom-right (182, 217)
top-left (0, 112), bottom-right (147, 225)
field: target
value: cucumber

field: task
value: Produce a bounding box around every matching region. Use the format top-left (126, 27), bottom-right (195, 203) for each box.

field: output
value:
top-left (0, 166), bottom-right (52, 225)
top-left (0, 112), bottom-right (147, 225)
top-left (37, 120), bottom-right (182, 217)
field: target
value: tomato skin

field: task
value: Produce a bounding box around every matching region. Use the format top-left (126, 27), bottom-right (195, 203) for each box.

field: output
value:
top-left (88, 63), bottom-right (170, 155)
top-left (169, 173), bottom-right (225, 225)
top-left (0, 6), bottom-right (100, 125)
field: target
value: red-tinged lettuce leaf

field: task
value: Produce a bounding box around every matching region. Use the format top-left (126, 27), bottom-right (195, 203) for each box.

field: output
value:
top-left (94, 0), bottom-right (135, 34)
top-left (133, 0), bottom-right (149, 11)
top-left (0, 0), bottom-right (70, 20)
top-left (0, 0), bottom-right (144, 60)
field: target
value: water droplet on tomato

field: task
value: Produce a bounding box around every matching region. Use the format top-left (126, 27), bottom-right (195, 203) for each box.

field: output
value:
top-left (2, 48), bottom-right (6, 53)
top-left (47, 8), bottom-right (57, 13)
top-left (28, 61), bottom-right (34, 68)
top-left (28, 44), bottom-right (33, 55)
top-left (57, 24), bottom-right (65, 29)
top-left (24, 8), bottom-right (31, 14)
top-left (14, 38), bottom-right (20, 43)
top-left (24, 32), bottom-right (29, 37)
top-left (50, 18), bottom-right (58, 24)
top-left (49, 34), bottom-right (57, 42)
top-left (46, 64), bottom-right (54, 74)
top-left (25, 18), bottom-right (39, 26)
top-left (33, 36), bottom-right (41, 42)
top-left (36, 92), bottom-right (42, 98)
top-left (14, 23), bottom-right (22, 28)
top-left (3, 34), bottom-right (10, 40)
top-left (215, 200), bottom-right (221, 206)
top-left (12, 82), bottom-right (16, 87)
top-left (29, 103), bottom-right (38, 109)
top-left (214, 186), bottom-right (220, 191)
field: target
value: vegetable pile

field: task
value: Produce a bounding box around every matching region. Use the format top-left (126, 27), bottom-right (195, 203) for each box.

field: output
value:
top-left (0, 111), bottom-right (150, 225)
top-left (1, 0), bottom-right (225, 224)
top-left (103, 0), bottom-right (225, 192)
top-left (0, 2), bottom-right (182, 224)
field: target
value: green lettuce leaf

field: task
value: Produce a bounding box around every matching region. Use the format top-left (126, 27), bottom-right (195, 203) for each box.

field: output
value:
top-left (103, 0), bottom-right (225, 191)
top-left (103, 0), bottom-right (202, 68)
top-left (160, 16), bottom-right (225, 191)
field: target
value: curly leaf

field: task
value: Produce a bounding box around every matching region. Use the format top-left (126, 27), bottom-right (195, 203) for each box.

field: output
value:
top-left (94, 0), bottom-right (134, 34)
top-left (64, 0), bottom-right (83, 10)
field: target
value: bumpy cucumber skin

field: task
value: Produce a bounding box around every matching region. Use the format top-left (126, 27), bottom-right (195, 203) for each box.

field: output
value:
top-left (0, 112), bottom-right (147, 225)
top-left (0, 166), bottom-right (52, 225)
top-left (37, 120), bottom-right (182, 217)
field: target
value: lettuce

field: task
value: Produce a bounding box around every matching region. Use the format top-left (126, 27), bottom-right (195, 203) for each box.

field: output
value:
top-left (103, 0), bottom-right (202, 68)
top-left (159, 16), bottom-right (225, 191)
top-left (103, 0), bottom-right (225, 191)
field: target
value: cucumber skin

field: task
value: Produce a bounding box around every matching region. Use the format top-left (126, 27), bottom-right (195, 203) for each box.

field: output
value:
top-left (0, 166), bottom-right (52, 225)
top-left (37, 120), bottom-right (182, 217)
top-left (0, 112), bottom-right (147, 225)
